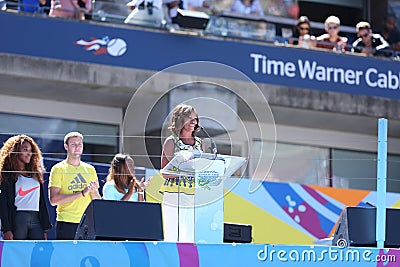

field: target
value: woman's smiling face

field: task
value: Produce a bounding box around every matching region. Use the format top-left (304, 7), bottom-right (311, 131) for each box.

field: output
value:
top-left (18, 141), bottom-right (32, 165)
top-left (182, 112), bottom-right (198, 133)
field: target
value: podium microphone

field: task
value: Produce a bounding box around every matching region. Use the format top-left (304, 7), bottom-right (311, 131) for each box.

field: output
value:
top-left (199, 126), bottom-right (217, 157)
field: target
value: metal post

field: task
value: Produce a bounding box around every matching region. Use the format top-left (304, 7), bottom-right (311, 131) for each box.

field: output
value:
top-left (376, 118), bottom-right (388, 249)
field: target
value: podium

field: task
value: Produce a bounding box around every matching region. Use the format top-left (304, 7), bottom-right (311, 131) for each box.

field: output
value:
top-left (161, 151), bottom-right (246, 243)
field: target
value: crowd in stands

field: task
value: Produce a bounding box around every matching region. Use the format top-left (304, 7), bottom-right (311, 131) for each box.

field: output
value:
top-left (1, 0), bottom-right (399, 58)
top-left (287, 14), bottom-right (397, 58)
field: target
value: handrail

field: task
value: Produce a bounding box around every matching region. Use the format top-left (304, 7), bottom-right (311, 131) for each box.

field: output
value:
top-left (218, 11), bottom-right (357, 34)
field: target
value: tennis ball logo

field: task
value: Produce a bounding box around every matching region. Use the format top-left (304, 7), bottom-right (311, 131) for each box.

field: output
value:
top-left (107, 38), bottom-right (127, 57)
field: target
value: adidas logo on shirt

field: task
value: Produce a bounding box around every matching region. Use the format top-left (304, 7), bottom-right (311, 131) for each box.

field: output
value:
top-left (68, 173), bottom-right (87, 191)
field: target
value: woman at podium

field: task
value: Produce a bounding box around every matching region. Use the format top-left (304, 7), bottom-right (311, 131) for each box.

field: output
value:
top-left (160, 104), bottom-right (205, 242)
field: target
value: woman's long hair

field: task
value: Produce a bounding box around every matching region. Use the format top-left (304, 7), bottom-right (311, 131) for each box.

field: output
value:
top-left (168, 104), bottom-right (199, 137)
top-left (0, 135), bottom-right (44, 184)
top-left (106, 153), bottom-right (140, 194)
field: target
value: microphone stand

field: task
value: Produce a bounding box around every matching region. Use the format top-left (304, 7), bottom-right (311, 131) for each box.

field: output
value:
top-left (199, 126), bottom-right (217, 159)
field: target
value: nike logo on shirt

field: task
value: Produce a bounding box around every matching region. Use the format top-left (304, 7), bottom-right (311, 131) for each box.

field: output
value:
top-left (18, 186), bottom-right (40, 197)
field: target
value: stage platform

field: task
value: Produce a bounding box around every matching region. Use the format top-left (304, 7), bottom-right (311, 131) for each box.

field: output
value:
top-left (2, 241), bottom-right (398, 266)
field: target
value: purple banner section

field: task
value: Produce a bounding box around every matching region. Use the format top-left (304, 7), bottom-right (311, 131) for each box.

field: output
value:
top-left (0, 241), bottom-right (398, 266)
top-left (2, 12), bottom-right (400, 99)
top-left (177, 243), bottom-right (199, 267)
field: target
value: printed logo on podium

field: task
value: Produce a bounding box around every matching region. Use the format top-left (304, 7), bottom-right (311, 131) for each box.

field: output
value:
top-left (197, 170), bottom-right (221, 190)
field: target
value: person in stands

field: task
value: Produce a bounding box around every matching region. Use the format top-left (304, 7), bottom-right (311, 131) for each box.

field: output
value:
top-left (377, 15), bottom-right (400, 52)
top-left (49, 0), bottom-right (91, 20)
top-left (316, 15), bottom-right (348, 52)
top-left (289, 15), bottom-right (316, 48)
top-left (352, 21), bottom-right (391, 57)
top-left (230, 0), bottom-right (264, 17)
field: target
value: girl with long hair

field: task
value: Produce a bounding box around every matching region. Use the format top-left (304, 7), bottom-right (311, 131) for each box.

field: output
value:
top-left (103, 153), bottom-right (149, 201)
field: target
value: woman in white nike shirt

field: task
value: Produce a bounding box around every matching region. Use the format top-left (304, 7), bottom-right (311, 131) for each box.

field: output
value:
top-left (0, 135), bottom-right (52, 240)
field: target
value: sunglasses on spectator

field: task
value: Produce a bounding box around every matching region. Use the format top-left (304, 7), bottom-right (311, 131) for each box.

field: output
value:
top-left (327, 25), bottom-right (338, 30)
top-left (299, 27), bottom-right (310, 31)
top-left (358, 33), bottom-right (369, 38)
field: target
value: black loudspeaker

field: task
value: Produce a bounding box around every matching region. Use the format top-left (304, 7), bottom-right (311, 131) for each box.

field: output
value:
top-left (332, 206), bottom-right (400, 248)
top-left (75, 199), bottom-right (163, 241)
top-left (173, 8), bottom-right (210, 30)
top-left (223, 223), bottom-right (252, 243)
